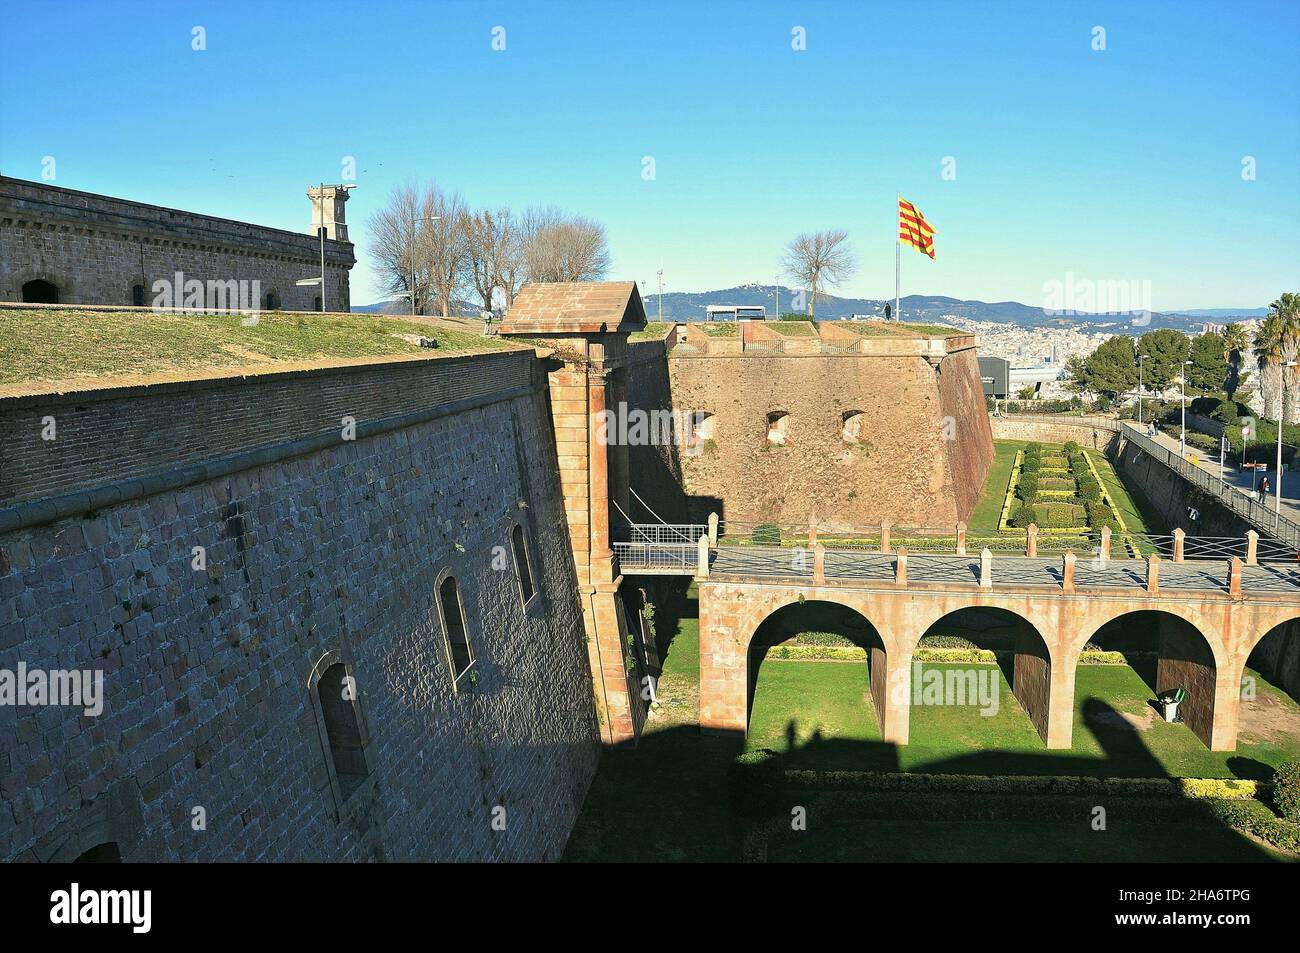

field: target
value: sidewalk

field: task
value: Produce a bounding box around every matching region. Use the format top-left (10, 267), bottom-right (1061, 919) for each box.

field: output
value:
top-left (1140, 425), bottom-right (1300, 525)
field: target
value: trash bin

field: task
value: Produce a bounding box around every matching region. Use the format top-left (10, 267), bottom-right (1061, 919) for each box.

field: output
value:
top-left (1159, 687), bottom-right (1187, 723)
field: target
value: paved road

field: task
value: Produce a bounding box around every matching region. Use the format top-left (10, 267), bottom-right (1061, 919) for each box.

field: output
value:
top-left (1139, 422), bottom-right (1300, 526)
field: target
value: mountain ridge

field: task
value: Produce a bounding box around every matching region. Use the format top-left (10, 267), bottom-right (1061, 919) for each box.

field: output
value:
top-left (355, 285), bottom-right (1269, 332)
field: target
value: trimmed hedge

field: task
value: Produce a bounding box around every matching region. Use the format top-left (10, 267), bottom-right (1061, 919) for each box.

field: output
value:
top-left (1274, 760), bottom-right (1300, 822)
top-left (1010, 503), bottom-right (1038, 528)
top-left (729, 762), bottom-right (1300, 852)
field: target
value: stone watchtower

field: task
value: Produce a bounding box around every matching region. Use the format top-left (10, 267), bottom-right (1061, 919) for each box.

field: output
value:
top-left (498, 282), bottom-right (647, 746)
top-left (307, 184), bottom-right (351, 242)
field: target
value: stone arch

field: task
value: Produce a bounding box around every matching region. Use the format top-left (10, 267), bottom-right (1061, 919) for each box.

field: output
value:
top-left (27, 780), bottom-right (145, 863)
top-left (1069, 605), bottom-right (1227, 674)
top-left (21, 278), bottom-right (59, 303)
top-left (1245, 613), bottom-right (1300, 707)
top-left (744, 597), bottom-right (889, 737)
top-left (1073, 609), bottom-right (1221, 748)
top-left (911, 605), bottom-right (1055, 744)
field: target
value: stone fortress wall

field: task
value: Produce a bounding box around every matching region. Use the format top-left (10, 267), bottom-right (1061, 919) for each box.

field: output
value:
top-left (0, 176), bottom-right (355, 312)
top-left (0, 350), bottom-right (600, 862)
top-left (666, 330), bottom-right (995, 528)
top-left (0, 295), bottom-right (1004, 861)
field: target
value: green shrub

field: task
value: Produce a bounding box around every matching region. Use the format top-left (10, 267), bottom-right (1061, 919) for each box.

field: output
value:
top-left (729, 749), bottom-right (783, 818)
top-left (1272, 761), bottom-right (1300, 822)
top-left (1063, 440), bottom-right (1081, 454)
top-left (1078, 479), bottom-right (1101, 502)
top-left (751, 523), bottom-right (781, 545)
top-left (1017, 474), bottom-right (1039, 499)
top-left (1011, 504), bottom-right (1038, 528)
top-left (1038, 502), bottom-right (1087, 528)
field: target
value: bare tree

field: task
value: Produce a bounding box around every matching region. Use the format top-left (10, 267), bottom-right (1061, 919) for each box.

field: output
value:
top-left (518, 206), bottom-right (611, 283)
top-left (462, 207), bottom-right (517, 314)
top-left (780, 229), bottom-right (856, 318)
top-left (366, 181), bottom-right (469, 316)
top-left (367, 182), bottom-right (430, 313)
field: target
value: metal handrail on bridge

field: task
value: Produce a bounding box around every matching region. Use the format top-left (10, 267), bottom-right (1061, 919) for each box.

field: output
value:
top-left (1119, 423), bottom-right (1300, 549)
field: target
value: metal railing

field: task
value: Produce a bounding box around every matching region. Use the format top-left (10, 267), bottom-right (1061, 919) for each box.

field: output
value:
top-left (624, 523), bottom-right (708, 544)
top-left (613, 542), bottom-right (697, 573)
top-left (1120, 423), bottom-right (1300, 549)
top-left (991, 411), bottom-right (1123, 432)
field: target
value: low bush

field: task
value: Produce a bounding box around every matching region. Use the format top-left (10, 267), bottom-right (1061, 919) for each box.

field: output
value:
top-left (774, 770), bottom-right (1260, 800)
top-left (1037, 502), bottom-right (1087, 528)
top-left (1010, 503), bottom-right (1038, 528)
top-left (1017, 474), bottom-right (1039, 499)
top-left (751, 523), bottom-right (781, 545)
top-left (1273, 761), bottom-right (1300, 822)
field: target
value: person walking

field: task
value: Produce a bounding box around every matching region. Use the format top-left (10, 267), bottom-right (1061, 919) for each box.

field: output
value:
top-left (1259, 475), bottom-right (1271, 504)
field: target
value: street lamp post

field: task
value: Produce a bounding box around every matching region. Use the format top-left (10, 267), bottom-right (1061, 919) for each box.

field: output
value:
top-left (1137, 354), bottom-right (1145, 425)
top-left (1278, 360), bottom-right (1297, 516)
top-left (316, 183), bottom-right (356, 312)
top-left (1179, 359), bottom-right (1193, 458)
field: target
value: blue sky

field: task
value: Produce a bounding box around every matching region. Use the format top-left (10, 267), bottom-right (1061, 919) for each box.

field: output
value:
top-left (2, 0), bottom-right (1297, 310)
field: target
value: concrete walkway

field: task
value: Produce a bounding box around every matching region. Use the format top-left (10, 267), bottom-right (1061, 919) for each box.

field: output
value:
top-left (1141, 424), bottom-right (1300, 525)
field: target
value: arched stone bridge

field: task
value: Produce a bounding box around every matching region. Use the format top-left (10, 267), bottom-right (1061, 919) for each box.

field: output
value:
top-left (615, 526), bottom-right (1300, 753)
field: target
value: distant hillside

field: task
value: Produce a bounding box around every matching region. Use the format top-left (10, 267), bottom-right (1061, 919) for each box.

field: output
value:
top-left (634, 284), bottom-right (1266, 333)
top-left (355, 284), bottom-right (1267, 333)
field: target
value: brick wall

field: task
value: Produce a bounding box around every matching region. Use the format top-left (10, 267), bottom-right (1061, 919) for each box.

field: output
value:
top-left (0, 176), bottom-right (354, 311)
top-left (666, 343), bottom-right (994, 527)
top-left (0, 356), bottom-right (600, 862)
top-left (0, 349), bottom-right (536, 508)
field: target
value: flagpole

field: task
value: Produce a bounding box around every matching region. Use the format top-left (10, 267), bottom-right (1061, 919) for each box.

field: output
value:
top-left (895, 192), bottom-right (901, 322)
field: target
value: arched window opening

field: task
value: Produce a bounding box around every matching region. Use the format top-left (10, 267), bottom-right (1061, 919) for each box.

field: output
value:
top-left (317, 663), bottom-right (369, 799)
top-left (511, 524), bottom-right (535, 606)
top-left (766, 411), bottom-right (789, 445)
top-left (438, 576), bottom-right (475, 686)
top-left (841, 410), bottom-right (866, 443)
top-left (131, 284), bottom-right (146, 307)
top-left (74, 842), bottom-right (122, 863)
top-left (22, 279), bottom-right (59, 303)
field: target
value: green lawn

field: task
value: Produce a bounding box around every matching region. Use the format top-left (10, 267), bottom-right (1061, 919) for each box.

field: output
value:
top-left (0, 306), bottom-right (517, 388)
top-left (630, 321), bottom-right (673, 341)
top-left (1087, 448), bottom-right (1157, 535)
top-left (747, 657), bottom-right (1300, 778)
top-left (836, 320), bottom-right (958, 338)
top-left (563, 585), bottom-right (1300, 862)
top-left (968, 439), bottom-right (1026, 529)
top-left (767, 320), bottom-right (817, 336)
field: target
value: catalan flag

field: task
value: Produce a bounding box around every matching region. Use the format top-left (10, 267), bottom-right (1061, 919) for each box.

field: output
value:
top-left (898, 197), bottom-right (937, 259)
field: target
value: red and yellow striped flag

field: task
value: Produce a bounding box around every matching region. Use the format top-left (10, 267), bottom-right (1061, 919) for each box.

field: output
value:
top-left (899, 197), bottom-right (937, 259)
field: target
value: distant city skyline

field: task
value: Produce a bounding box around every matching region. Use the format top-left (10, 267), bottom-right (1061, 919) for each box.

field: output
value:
top-left (3, 0), bottom-right (1297, 311)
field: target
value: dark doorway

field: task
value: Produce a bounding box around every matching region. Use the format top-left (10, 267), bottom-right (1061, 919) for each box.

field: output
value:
top-left (74, 842), bottom-right (122, 863)
top-left (22, 279), bottom-right (59, 303)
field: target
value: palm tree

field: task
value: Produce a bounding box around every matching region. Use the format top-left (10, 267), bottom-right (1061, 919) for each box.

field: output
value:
top-left (1254, 312), bottom-right (1284, 421)
top-left (1270, 293), bottom-right (1300, 423)
top-left (1221, 323), bottom-right (1249, 397)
